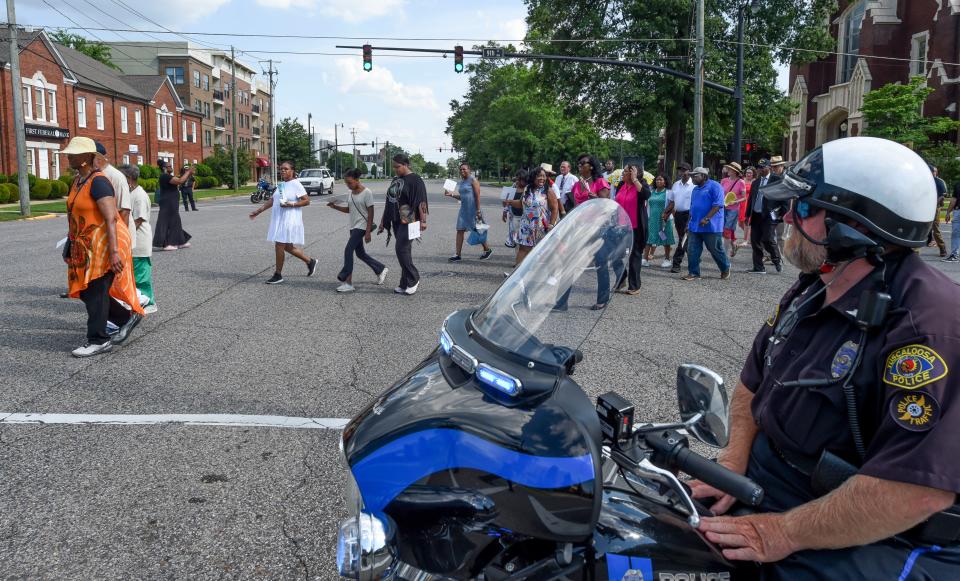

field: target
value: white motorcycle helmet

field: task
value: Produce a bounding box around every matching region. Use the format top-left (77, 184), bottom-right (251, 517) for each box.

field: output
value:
top-left (761, 136), bottom-right (936, 247)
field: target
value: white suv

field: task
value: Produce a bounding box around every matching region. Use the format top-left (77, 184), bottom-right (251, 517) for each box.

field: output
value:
top-left (298, 168), bottom-right (335, 195)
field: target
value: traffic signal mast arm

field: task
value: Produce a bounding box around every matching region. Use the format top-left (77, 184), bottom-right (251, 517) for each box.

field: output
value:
top-left (337, 45), bottom-right (734, 95)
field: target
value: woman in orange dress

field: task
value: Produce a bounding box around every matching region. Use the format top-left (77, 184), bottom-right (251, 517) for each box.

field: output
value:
top-left (62, 137), bottom-right (144, 357)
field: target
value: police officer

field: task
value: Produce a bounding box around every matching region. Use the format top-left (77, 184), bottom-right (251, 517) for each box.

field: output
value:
top-left (691, 137), bottom-right (960, 578)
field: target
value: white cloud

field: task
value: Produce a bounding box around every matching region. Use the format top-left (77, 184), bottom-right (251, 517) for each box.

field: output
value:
top-left (118, 1), bottom-right (232, 25)
top-left (500, 18), bottom-right (527, 43)
top-left (334, 58), bottom-right (440, 111)
top-left (255, 0), bottom-right (314, 8)
top-left (323, 0), bottom-right (405, 22)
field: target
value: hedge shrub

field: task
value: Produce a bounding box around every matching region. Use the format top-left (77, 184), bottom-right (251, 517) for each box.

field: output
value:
top-left (194, 163), bottom-right (213, 177)
top-left (0, 187), bottom-right (9, 204)
top-left (138, 164), bottom-right (161, 180)
top-left (0, 175), bottom-right (7, 184)
top-left (30, 180), bottom-right (52, 200)
top-left (5, 183), bottom-right (19, 202)
top-left (50, 180), bottom-right (68, 198)
top-left (137, 178), bottom-right (159, 192)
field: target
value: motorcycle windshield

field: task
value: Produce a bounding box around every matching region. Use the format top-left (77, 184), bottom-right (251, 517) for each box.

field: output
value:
top-left (472, 198), bottom-right (633, 366)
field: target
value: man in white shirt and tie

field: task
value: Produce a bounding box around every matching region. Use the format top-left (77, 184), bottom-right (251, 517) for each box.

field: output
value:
top-left (553, 161), bottom-right (576, 216)
top-left (663, 162), bottom-right (695, 273)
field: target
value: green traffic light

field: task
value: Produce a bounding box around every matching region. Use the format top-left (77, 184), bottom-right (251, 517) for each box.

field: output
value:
top-left (455, 63), bottom-right (463, 73)
top-left (363, 62), bottom-right (372, 71)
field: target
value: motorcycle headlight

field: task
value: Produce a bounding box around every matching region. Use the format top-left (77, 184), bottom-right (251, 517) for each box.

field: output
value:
top-left (337, 435), bottom-right (395, 579)
top-left (336, 511), bottom-right (395, 579)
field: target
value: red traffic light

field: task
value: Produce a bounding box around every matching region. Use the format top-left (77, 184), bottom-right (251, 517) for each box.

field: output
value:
top-left (745, 142), bottom-right (753, 153)
top-left (454, 45), bottom-right (464, 73)
top-left (362, 44), bottom-right (372, 72)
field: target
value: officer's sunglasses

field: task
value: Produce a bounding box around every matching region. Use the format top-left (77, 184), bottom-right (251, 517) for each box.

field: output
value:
top-left (792, 198), bottom-right (813, 219)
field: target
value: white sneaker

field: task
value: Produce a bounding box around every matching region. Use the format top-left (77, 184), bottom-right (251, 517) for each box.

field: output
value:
top-left (377, 268), bottom-right (389, 285)
top-left (641, 259), bottom-right (651, 267)
top-left (143, 304), bottom-right (158, 314)
top-left (660, 259), bottom-right (672, 268)
top-left (337, 283), bottom-right (355, 293)
top-left (394, 286), bottom-right (406, 294)
top-left (404, 282), bottom-right (419, 295)
top-left (72, 342), bottom-right (113, 358)
top-left (106, 321), bottom-right (120, 335)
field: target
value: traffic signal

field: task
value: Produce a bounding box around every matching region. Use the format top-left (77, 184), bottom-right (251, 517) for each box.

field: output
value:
top-left (454, 45), bottom-right (464, 73)
top-left (741, 140), bottom-right (757, 160)
top-left (363, 44), bottom-right (372, 72)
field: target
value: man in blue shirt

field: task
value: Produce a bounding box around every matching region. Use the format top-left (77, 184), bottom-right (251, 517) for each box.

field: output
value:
top-left (681, 167), bottom-right (730, 280)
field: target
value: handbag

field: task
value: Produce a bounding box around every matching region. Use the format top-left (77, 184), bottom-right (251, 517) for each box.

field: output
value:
top-left (468, 213), bottom-right (488, 246)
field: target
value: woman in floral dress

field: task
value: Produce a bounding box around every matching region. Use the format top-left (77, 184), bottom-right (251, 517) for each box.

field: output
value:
top-left (504, 166), bottom-right (559, 270)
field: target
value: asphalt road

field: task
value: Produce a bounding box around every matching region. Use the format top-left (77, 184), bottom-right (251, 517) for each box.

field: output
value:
top-left (1, 180), bottom-right (957, 579)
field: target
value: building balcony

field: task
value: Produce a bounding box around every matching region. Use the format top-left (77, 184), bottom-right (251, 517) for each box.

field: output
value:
top-left (252, 127), bottom-right (261, 136)
top-left (213, 89), bottom-right (224, 103)
top-left (214, 117), bottom-right (225, 130)
top-left (252, 104), bottom-right (260, 115)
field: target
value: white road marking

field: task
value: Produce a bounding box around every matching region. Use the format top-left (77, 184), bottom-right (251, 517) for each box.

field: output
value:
top-left (0, 412), bottom-right (349, 430)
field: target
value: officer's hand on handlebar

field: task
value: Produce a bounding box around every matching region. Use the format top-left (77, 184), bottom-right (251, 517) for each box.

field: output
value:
top-left (688, 479), bottom-right (737, 515)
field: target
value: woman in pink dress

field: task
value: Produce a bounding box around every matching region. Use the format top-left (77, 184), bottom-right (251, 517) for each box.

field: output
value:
top-left (720, 162), bottom-right (746, 257)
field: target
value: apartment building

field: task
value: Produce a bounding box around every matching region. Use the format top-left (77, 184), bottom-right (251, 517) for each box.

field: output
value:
top-left (0, 30), bottom-right (201, 179)
top-left (106, 42), bottom-right (273, 178)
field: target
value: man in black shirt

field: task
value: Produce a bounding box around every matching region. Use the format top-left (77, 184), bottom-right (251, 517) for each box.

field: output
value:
top-left (379, 154), bottom-right (428, 295)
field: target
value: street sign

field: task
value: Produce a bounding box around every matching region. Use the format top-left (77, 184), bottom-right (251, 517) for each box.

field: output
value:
top-left (481, 47), bottom-right (504, 59)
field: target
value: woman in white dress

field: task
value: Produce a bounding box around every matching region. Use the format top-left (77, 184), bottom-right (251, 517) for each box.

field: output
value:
top-left (249, 161), bottom-right (318, 284)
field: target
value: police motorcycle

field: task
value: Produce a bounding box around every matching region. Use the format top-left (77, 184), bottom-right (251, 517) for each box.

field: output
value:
top-left (250, 178), bottom-right (276, 204)
top-left (336, 199), bottom-right (765, 580)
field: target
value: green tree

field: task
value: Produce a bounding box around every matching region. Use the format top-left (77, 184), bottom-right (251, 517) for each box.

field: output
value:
top-left (51, 31), bottom-right (120, 70)
top-left (276, 117), bottom-right (313, 172)
top-left (445, 157), bottom-right (460, 177)
top-left (522, 0), bottom-right (836, 172)
top-left (447, 60), bottom-right (605, 174)
top-left (203, 146), bottom-right (252, 186)
top-left (409, 153), bottom-right (426, 175)
top-left (422, 161), bottom-right (442, 177)
top-left (861, 76), bottom-right (960, 151)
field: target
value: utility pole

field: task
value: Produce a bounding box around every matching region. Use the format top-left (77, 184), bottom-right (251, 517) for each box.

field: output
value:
top-left (693, 0), bottom-right (704, 168)
top-left (260, 59), bottom-right (279, 183)
top-left (350, 127), bottom-right (358, 170)
top-left (7, 1), bottom-right (30, 217)
top-left (334, 124), bottom-right (340, 179)
top-left (733, 4), bottom-right (746, 164)
top-left (307, 112), bottom-right (312, 164)
top-left (230, 46), bottom-right (238, 191)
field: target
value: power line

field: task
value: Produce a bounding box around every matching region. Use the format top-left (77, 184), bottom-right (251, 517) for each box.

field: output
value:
top-left (17, 21), bottom-right (959, 69)
top-left (40, 0), bottom-right (156, 71)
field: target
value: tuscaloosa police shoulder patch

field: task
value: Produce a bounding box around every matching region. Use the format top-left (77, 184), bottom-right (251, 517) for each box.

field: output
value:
top-left (889, 391), bottom-right (941, 432)
top-left (882, 344), bottom-right (948, 390)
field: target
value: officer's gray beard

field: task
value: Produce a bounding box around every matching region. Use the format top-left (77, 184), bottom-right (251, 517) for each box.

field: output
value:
top-left (784, 229), bottom-right (828, 273)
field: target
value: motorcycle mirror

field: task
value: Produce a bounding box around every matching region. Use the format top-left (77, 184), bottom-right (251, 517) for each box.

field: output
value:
top-left (676, 364), bottom-right (730, 448)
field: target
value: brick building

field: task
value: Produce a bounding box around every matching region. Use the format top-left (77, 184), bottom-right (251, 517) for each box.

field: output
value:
top-left (0, 29), bottom-right (201, 179)
top-left (786, 0), bottom-right (960, 161)
top-left (104, 42), bottom-right (273, 179)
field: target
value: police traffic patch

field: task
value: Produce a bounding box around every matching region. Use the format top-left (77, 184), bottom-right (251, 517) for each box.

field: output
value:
top-left (831, 341), bottom-right (859, 379)
top-left (882, 345), bottom-right (948, 390)
top-left (889, 391), bottom-right (941, 432)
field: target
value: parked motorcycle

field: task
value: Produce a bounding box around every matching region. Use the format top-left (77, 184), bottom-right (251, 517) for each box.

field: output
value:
top-left (250, 178), bottom-right (276, 204)
top-left (336, 199), bottom-right (764, 580)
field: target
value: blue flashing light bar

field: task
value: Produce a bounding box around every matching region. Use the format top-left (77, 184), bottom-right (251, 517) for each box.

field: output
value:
top-left (439, 328), bottom-right (453, 354)
top-left (477, 363), bottom-right (522, 397)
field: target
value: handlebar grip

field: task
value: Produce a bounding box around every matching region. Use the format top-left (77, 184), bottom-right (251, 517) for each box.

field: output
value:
top-left (673, 447), bottom-right (764, 507)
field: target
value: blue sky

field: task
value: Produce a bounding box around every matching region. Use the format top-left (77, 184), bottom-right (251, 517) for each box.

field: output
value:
top-left (16, 0), bottom-right (787, 164)
top-left (16, 0), bottom-right (529, 164)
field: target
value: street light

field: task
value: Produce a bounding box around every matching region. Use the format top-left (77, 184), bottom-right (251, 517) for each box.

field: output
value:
top-left (734, 0), bottom-right (763, 163)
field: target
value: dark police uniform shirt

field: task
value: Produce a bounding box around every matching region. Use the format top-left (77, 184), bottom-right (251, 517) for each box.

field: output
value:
top-left (741, 252), bottom-right (960, 494)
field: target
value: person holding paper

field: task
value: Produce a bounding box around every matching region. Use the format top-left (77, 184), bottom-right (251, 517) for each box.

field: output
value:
top-left (720, 162), bottom-right (746, 258)
top-left (444, 162), bottom-right (492, 262)
top-left (249, 161), bottom-right (318, 285)
top-left (379, 154), bottom-right (428, 295)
